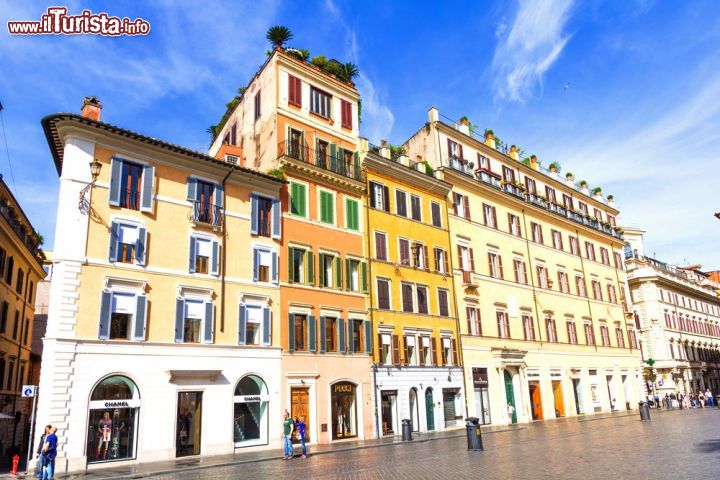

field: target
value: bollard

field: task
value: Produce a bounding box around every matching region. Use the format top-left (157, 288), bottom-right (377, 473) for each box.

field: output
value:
top-left (401, 419), bottom-right (412, 441)
top-left (465, 417), bottom-right (483, 451)
top-left (638, 401), bottom-right (651, 421)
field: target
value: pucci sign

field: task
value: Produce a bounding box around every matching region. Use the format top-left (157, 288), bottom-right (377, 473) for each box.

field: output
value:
top-left (89, 399), bottom-right (141, 410)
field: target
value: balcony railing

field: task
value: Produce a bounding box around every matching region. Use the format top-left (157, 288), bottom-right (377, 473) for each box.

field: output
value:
top-left (193, 201), bottom-right (222, 227)
top-left (279, 140), bottom-right (361, 181)
top-left (475, 168), bottom-right (501, 189)
top-left (448, 156), bottom-right (474, 176)
top-left (502, 183), bottom-right (526, 199)
top-left (528, 193), bottom-right (547, 209)
top-left (119, 188), bottom-right (140, 210)
top-left (0, 200), bottom-right (42, 259)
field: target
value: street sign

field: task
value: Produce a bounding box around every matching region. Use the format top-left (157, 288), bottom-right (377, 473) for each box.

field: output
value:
top-left (21, 385), bottom-right (37, 398)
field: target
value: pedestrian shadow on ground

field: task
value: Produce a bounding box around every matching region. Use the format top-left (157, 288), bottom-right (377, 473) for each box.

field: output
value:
top-left (696, 439), bottom-right (720, 453)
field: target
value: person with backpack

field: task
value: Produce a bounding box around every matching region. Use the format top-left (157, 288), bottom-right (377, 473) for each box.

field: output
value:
top-left (41, 427), bottom-right (58, 480)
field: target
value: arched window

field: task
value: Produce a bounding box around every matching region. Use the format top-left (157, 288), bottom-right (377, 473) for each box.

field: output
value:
top-left (87, 375), bottom-right (140, 464)
top-left (233, 375), bottom-right (268, 447)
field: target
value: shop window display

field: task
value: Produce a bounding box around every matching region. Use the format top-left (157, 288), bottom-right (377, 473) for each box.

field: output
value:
top-left (331, 382), bottom-right (357, 440)
top-left (233, 375), bottom-right (268, 446)
top-left (87, 375), bottom-right (140, 464)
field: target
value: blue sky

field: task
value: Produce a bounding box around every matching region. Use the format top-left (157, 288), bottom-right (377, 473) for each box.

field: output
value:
top-left (1, 0), bottom-right (719, 268)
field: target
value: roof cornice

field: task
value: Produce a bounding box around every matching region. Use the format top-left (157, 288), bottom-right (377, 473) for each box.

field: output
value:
top-left (363, 151), bottom-right (452, 195)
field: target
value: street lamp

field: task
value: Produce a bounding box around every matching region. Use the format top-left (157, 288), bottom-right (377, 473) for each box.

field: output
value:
top-left (78, 159), bottom-right (103, 210)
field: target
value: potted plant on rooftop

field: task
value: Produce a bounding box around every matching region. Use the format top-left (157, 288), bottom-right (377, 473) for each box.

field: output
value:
top-left (579, 180), bottom-right (589, 194)
top-left (548, 162), bottom-right (561, 175)
top-left (591, 186), bottom-right (603, 200)
top-left (529, 154), bottom-right (539, 171)
top-left (565, 172), bottom-right (575, 187)
top-left (266, 25), bottom-right (293, 50)
top-left (484, 129), bottom-right (496, 149)
top-left (509, 144), bottom-right (519, 160)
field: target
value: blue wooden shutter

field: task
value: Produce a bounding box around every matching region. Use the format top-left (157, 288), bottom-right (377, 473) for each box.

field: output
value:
top-left (348, 320), bottom-right (355, 353)
top-left (136, 227), bottom-right (147, 265)
top-left (188, 237), bottom-right (196, 273)
top-left (288, 313), bottom-right (295, 352)
top-left (364, 320), bottom-right (373, 354)
top-left (140, 165), bottom-right (155, 212)
top-left (262, 307), bottom-right (271, 346)
top-left (272, 199), bottom-right (281, 239)
top-left (174, 298), bottom-right (185, 343)
top-left (238, 304), bottom-right (246, 345)
top-left (211, 239), bottom-right (220, 275)
top-left (108, 222), bottom-right (119, 262)
top-left (187, 177), bottom-right (197, 201)
top-left (133, 295), bottom-right (147, 341)
top-left (308, 315), bottom-right (316, 352)
top-left (338, 318), bottom-right (346, 354)
top-left (319, 316), bottom-right (327, 353)
top-left (98, 291), bottom-right (112, 340)
top-left (250, 194), bottom-right (259, 235)
top-left (214, 183), bottom-right (224, 209)
top-left (203, 301), bottom-right (214, 344)
top-left (271, 251), bottom-right (278, 284)
top-left (109, 158), bottom-right (122, 206)
top-left (252, 248), bottom-right (259, 282)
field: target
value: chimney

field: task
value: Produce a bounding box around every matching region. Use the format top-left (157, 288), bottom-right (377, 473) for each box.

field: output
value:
top-left (379, 139), bottom-right (389, 159)
top-left (81, 96), bottom-right (102, 121)
top-left (428, 107), bottom-right (439, 123)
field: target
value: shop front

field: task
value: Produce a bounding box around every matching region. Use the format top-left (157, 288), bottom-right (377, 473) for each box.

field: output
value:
top-left (330, 381), bottom-right (358, 440)
top-left (380, 390), bottom-right (398, 435)
top-left (471, 368), bottom-right (492, 425)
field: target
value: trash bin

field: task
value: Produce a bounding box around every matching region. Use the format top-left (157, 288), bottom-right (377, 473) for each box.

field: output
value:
top-left (638, 401), bottom-right (651, 421)
top-left (401, 419), bottom-right (412, 441)
top-left (465, 417), bottom-right (483, 451)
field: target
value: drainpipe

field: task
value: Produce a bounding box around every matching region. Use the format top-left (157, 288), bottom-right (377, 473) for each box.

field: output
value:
top-left (219, 167), bottom-right (234, 333)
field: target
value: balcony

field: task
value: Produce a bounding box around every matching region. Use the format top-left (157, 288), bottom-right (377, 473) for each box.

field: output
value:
top-left (475, 168), bottom-right (501, 189)
top-left (192, 201), bottom-right (222, 227)
top-left (461, 270), bottom-right (477, 287)
top-left (527, 193), bottom-right (547, 209)
top-left (502, 183), bottom-right (526, 199)
top-left (0, 200), bottom-right (43, 260)
top-left (279, 140), bottom-right (361, 181)
top-left (448, 156), bottom-right (474, 176)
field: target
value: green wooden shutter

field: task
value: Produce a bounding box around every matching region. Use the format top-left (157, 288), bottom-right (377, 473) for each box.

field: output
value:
top-left (318, 253), bottom-right (326, 287)
top-left (288, 247), bottom-right (295, 282)
top-left (298, 184), bottom-right (306, 217)
top-left (360, 262), bottom-right (368, 293)
top-left (334, 256), bottom-right (342, 289)
top-left (288, 313), bottom-right (295, 352)
top-left (345, 258), bottom-right (351, 291)
top-left (306, 250), bottom-right (314, 285)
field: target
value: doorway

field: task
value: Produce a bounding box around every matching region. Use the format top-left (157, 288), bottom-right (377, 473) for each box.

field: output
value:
top-left (552, 380), bottom-right (565, 417)
top-left (425, 388), bottom-right (435, 431)
top-left (504, 370), bottom-right (517, 424)
top-left (291, 387), bottom-right (310, 443)
top-left (409, 388), bottom-right (419, 432)
top-left (622, 375), bottom-right (632, 410)
top-left (176, 392), bottom-right (202, 457)
top-left (529, 381), bottom-right (543, 420)
top-left (472, 368), bottom-right (491, 425)
top-left (381, 391), bottom-right (398, 436)
top-left (572, 378), bottom-right (583, 414)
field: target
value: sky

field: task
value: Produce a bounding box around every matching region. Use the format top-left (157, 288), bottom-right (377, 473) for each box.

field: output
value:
top-left (1, 0), bottom-right (719, 268)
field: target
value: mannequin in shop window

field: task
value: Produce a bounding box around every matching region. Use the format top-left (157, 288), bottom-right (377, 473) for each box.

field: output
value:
top-left (96, 412), bottom-right (112, 460)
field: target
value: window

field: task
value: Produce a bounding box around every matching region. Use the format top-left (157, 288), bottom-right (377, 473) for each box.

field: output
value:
top-left (0, 302), bottom-right (7, 333)
top-left (513, 259), bottom-right (528, 284)
top-left (251, 194), bottom-right (280, 239)
top-left (254, 91), bottom-right (261, 120)
top-left (379, 333), bottom-right (392, 364)
top-left (467, 307), bottom-right (481, 335)
top-left (290, 182), bottom-right (307, 217)
top-left (288, 75), bottom-right (302, 107)
top-left (447, 139), bottom-right (463, 158)
top-left (545, 186), bottom-right (557, 204)
top-left (87, 375), bottom-right (140, 463)
top-left (369, 182), bottom-right (389, 211)
top-left (600, 247), bottom-right (610, 265)
top-left (488, 252), bottom-right (504, 279)
top-left (310, 87), bottom-right (331, 118)
top-left (98, 291), bottom-right (148, 341)
top-left (431, 202), bottom-right (442, 227)
top-left (324, 317), bottom-right (337, 352)
top-left (546, 316), bottom-right (558, 343)
top-left (552, 230), bottom-right (563, 251)
top-left (345, 198), bottom-right (360, 231)
top-left (293, 314), bottom-right (307, 351)
top-left (569, 236), bottom-right (580, 256)
top-left (109, 158), bottom-right (155, 212)
top-left (412, 242), bottom-right (428, 270)
top-left (374, 232), bottom-right (388, 261)
top-left (416, 285), bottom-right (429, 314)
top-left (566, 321), bottom-right (578, 344)
top-left (608, 215), bottom-right (616, 226)
top-left (525, 177), bottom-right (537, 194)
top-left (576, 275), bottom-right (587, 297)
top-left (531, 222), bottom-right (544, 244)
top-left (477, 153), bottom-right (490, 170)
top-left (562, 194), bottom-right (573, 209)
top-left (401, 283), bottom-right (414, 312)
top-left (190, 236), bottom-right (219, 275)
top-left (600, 325), bottom-right (611, 346)
top-left (458, 245), bottom-right (475, 272)
top-left (419, 336), bottom-right (432, 366)
top-left (434, 248), bottom-right (449, 274)
top-left (395, 189), bottom-right (408, 217)
top-left (502, 166), bottom-right (515, 183)
top-left (497, 311), bottom-right (510, 338)
top-left (584, 323), bottom-right (595, 345)
top-left (345, 258), bottom-right (366, 292)
top-left (352, 319), bottom-right (363, 353)
top-left (288, 247), bottom-right (313, 284)
top-left (410, 195), bottom-right (422, 221)
top-left (0, 247), bottom-right (5, 279)
top-left (522, 314), bottom-right (535, 340)
top-left (119, 161), bottom-right (143, 210)
top-left (398, 238), bottom-right (411, 266)
top-left (628, 329), bottom-right (638, 349)
top-left (558, 271), bottom-right (570, 293)
top-left (442, 337), bottom-right (457, 365)
top-left (183, 300), bottom-right (205, 343)
top-left (109, 222), bottom-right (147, 266)
top-left (607, 284), bottom-right (617, 304)
top-left (508, 214), bottom-right (521, 237)
top-left (239, 304), bottom-right (271, 346)
top-left (438, 289), bottom-right (450, 317)
top-left (377, 278), bottom-right (391, 310)
top-left (615, 327), bottom-right (625, 348)
top-left (578, 202), bottom-right (588, 215)
top-left (341, 100), bottom-right (353, 129)
top-left (483, 204), bottom-right (497, 229)
top-left (404, 335), bottom-right (416, 365)
top-left (318, 253), bottom-right (341, 289)
top-left (536, 265), bottom-right (549, 289)
top-left (15, 269), bottom-right (23, 294)
top-left (585, 242), bottom-right (596, 262)
top-left (12, 311), bottom-right (18, 339)
top-left (318, 190), bottom-right (335, 224)
top-left (591, 280), bottom-right (603, 301)
top-left (593, 208), bottom-right (602, 220)
top-left (453, 192), bottom-right (470, 220)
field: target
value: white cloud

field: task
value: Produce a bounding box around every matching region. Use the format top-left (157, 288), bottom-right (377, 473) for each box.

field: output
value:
top-left (492, 0), bottom-right (575, 102)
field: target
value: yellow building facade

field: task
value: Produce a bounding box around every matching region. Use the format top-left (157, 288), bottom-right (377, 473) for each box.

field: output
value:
top-left (363, 145), bottom-right (464, 437)
top-left (404, 108), bottom-right (642, 426)
top-left (0, 175), bottom-right (45, 454)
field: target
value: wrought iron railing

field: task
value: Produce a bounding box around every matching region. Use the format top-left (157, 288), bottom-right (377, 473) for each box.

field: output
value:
top-left (279, 140), bottom-right (361, 181)
top-left (192, 201), bottom-right (222, 227)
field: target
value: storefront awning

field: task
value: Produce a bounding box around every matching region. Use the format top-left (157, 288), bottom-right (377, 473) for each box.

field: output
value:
top-left (167, 370), bottom-right (222, 383)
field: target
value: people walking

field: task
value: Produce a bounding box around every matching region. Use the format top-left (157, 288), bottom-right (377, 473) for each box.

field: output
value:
top-left (41, 427), bottom-right (58, 480)
top-left (36, 425), bottom-right (51, 478)
top-left (282, 411), bottom-right (294, 460)
top-left (698, 391), bottom-right (706, 408)
top-left (705, 389), bottom-right (714, 407)
top-left (294, 416), bottom-right (307, 459)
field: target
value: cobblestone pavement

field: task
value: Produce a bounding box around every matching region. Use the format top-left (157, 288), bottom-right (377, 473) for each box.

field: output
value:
top-left (141, 409), bottom-right (719, 480)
